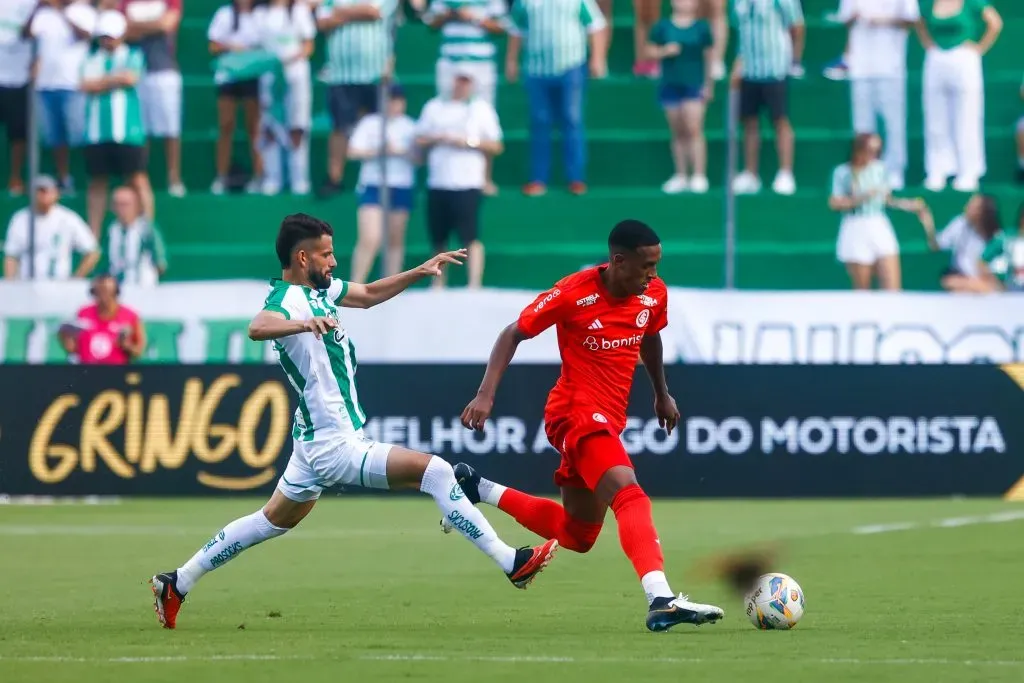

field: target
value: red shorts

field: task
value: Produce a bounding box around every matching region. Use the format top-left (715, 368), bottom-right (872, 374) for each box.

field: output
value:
top-left (546, 412), bottom-right (633, 490)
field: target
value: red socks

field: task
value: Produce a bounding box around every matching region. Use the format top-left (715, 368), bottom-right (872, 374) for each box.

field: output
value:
top-left (497, 488), bottom-right (602, 553)
top-left (610, 484), bottom-right (665, 579)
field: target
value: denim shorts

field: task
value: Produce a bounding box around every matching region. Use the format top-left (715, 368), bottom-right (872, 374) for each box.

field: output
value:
top-left (658, 83), bottom-right (704, 108)
top-left (38, 89), bottom-right (85, 147)
top-left (358, 185), bottom-right (414, 212)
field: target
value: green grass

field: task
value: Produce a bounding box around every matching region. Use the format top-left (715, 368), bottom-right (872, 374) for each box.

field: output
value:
top-left (1, 497), bottom-right (1023, 683)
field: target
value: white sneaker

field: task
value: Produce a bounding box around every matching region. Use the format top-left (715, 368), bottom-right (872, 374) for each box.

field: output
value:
top-left (772, 170), bottom-right (796, 195)
top-left (924, 175), bottom-right (947, 192)
top-left (261, 180), bottom-right (281, 196)
top-left (952, 175), bottom-right (979, 193)
top-left (210, 178), bottom-right (226, 195)
top-left (168, 182), bottom-right (187, 198)
top-left (689, 175), bottom-right (710, 193)
top-left (661, 174), bottom-right (688, 194)
top-left (291, 181), bottom-right (311, 196)
top-left (887, 172), bottom-right (905, 191)
top-left (245, 178), bottom-right (262, 194)
top-left (731, 171), bottom-right (761, 194)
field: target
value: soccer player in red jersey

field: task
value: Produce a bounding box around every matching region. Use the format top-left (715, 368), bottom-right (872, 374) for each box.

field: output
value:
top-left (451, 220), bottom-right (725, 632)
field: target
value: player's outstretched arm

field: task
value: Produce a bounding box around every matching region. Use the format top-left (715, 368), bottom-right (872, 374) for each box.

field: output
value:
top-left (248, 310), bottom-right (336, 341)
top-left (640, 332), bottom-right (680, 434)
top-left (339, 249), bottom-right (467, 309)
top-left (461, 322), bottom-right (529, 431)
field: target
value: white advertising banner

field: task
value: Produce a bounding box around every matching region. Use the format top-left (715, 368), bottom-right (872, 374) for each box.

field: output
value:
top-left (0, 281), bottom-right (1020, 364)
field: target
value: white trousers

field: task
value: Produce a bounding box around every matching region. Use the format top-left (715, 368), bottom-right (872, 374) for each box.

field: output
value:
top-left (923, 45), bottom-right (986, 181)
top-left (850, 77), bottom-right (906, 178)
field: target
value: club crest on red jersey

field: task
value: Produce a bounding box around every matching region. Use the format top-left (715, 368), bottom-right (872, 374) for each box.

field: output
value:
top-left (636, 309), bottom-right (650, 327)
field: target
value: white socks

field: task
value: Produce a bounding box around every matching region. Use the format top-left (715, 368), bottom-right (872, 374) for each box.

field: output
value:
top-left (477, 477), bottom-right (507, 507)
top-left (420, 456), bottom-right (516, 573)
top-left (288, 134), bottom-right (310, 194)
top-left (641, 570), bottom-right (674, 605)
top-left (176, 509), bottom-right (288, 594)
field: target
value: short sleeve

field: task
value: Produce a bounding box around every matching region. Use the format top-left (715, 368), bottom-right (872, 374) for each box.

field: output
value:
top-left (208, 6), bottom-right (234, 43)
top-left (296, 5), bottom-right (317, 40)
top-left (646, 292), bottom-right (668, 335)
top-left (415, 100), bottom-right (438, 135)
top-left (3, 211), bottom-right (28, 257)
top-left (935, 216), bottom-right (965, 251)
top-left (327, 278), bottom-right (349, 305)
top-left (475, 102), bottom-right (502, 141)
top-left (700, 20), bottom-right (713, 47)
top-left (580, 0), bottom-right (606, 31)
top-left (349, 114), bottom-right (375, 151)
top-left (779, 0), bottom-right (804, 26)
top-left (517, 285), bottom-right (569, 338)
top-left (981, 235), bottom-right (1003, 264)
top-left (69, 212), bottom-right (98, 253)
top-left (263, 285), bottom-right (292, 319)
top-left (485, 0), bottom-right (506, 20)
top-left (648, 20), bottom-right (665, 45)
top-left (901, 0), bottom-right (921, 22)
top-left (830, 165), bottom-right (850, 198)
top-left (507, 1), bottom-right (527, 34)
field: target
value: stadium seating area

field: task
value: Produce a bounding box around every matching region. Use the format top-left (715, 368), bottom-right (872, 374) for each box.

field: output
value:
top-left (1, 0), bottom-right (1022, 289)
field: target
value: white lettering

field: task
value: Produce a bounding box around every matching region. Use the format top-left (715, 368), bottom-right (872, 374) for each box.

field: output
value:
top-left (853, 418), bottom-right (886, 455)
top-left (686, 417), bottom-right (719, 455)
top-left (495, 417), bottom-right (527, 454)
top-left (975, 417), bottom-right (1006, 453)
top-left (798, 417), bottom-right (832, 455)
top-left (887, 417), bottom-right (915, 454)
top-left (952, 416), bottom-right (979, 453)
top-left (761, 417), bottom-right (797, 454)
top-left (432, 417), bottom-right (463, 454)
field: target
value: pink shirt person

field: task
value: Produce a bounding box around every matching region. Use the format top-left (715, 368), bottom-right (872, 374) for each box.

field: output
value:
top-left (73, 303), bottom-right (141, 364)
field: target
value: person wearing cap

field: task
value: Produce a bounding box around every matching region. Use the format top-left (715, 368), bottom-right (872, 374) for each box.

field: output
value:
top-left (316, 0), bottom-right (400, 197)
top-left (415, 67), bottom-right (502, 288)
top-left (80, 10), bottom-right (155, 238)
top-left (0, 0), bottom-right (36, 196)
top-left (120, 0), bottom-right (185, 197)
top-left (507, 0), bottom-right (608, 197)
top-left (3, 175), bottom-right (100, 280)
top-left (346, 83), bottom-right (417, 283)
top-left (423, 0), bottom-right (507, 195)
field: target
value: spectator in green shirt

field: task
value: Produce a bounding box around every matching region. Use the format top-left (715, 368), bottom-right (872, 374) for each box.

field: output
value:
top-left (1016, 74), bottom-right (1023, 184)
top-left (645, 0), bottom-right (713, 195)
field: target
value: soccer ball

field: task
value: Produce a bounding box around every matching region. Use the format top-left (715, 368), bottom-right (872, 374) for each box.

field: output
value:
top-left (744, 573), bottom-right (805, 630)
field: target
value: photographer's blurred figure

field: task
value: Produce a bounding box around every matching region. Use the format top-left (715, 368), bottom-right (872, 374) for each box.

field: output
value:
top-left (58, 273), bottom-right (146, 364)
top-left (3, 175), bottom-right (99, 280)
top-left (107, 185), bottom-right (168, 286)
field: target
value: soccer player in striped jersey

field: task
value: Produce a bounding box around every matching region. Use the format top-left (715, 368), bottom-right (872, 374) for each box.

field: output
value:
top-left (149, 213), bottom-right (558, 629)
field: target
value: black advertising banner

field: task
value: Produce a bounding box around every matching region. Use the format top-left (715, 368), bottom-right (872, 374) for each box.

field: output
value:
top-left (0, 364), bottom-right (1022, 497)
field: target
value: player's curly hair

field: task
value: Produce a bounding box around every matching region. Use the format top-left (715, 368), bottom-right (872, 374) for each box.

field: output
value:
top-left (276, 213), bottom-right (334, 267)
top-left (608, 219), bottom-right (660, 254)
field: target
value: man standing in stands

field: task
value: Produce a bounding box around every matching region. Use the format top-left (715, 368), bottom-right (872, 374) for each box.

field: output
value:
top-left (729, 0), bottom-right (804, 196)
top-left (0, 0), bottom-right (36, 196)
top-left (316, 0), bottom-right (399, 197)
top-left (59, 273), bottom-right (146, 364)
top-left (507, 0), bottom-right (608, 197)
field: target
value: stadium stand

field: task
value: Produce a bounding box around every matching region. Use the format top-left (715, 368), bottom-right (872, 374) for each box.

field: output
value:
top-left (1, 0), bottom-right (1021, 289)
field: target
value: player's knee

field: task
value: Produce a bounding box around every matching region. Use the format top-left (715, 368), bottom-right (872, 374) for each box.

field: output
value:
top-left (609, 483), bottom-right (649, 514)
top-left (562, 517), bottom-right (603, 553)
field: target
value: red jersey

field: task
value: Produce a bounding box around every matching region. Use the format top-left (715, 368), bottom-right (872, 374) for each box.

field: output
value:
top-left (517, 265), bottom-right (668, 434)
top-left (73, 304), bottom-right (140, 365)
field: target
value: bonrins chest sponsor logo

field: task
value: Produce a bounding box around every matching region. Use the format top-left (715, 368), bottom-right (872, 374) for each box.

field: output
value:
top-left (582, 333), bottom-right (644, 351)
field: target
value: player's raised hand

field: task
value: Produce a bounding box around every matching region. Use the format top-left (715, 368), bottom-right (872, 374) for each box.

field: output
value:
top-left (654, 392), bottom-right (680, 435)
top-left (418, 249), bottom-right (468, 277)
top-left (461, 394), bottom-right (493, 431)
top-left (303, 316), bottom-right (337, 339)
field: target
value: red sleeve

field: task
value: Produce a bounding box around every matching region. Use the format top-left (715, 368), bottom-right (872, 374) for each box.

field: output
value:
top-left (646, 285), bottom-right (668, 335)
top-left (167, 0), bottom-right (183, 12)
top-left (516, 285), bottom-right (570, 338)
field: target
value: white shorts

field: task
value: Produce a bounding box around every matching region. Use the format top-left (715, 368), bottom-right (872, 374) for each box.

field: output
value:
top-left (276, 431), bottom-right (394, 502)
top-left (436, 59), bottom-right (496, 105)
top-left (139, 70), bottom-right (182, 138)
top-left (836, 214), bottom-right (900, 265)
top-left (261, 63), bottom-right (312, 131)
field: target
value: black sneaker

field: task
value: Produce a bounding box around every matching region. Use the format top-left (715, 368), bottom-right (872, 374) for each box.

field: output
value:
top-left (317, 179), bottom-right (344, 199)
top-left (646, 595), bottom-right (724, 632)
top-left (453, 462), bottom-right (481, 504)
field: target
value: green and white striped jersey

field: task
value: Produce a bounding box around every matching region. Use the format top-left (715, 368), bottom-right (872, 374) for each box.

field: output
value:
top-left (831, 161), bottom-right (889, 218)
top-left (731, 0), bottom-right (803, 81)
top-left (106, 218), bottom-right (168, 286)
top-left (81, 44), bottom-right (146, 145)
top-left (423, 0), bottom-right (507, 64)
top-left (508, 0), bottom-right (606, 77)
top-left (264, 278), bottom-right (366, 441)
top-left (317, 0), bottom-right (398, 85)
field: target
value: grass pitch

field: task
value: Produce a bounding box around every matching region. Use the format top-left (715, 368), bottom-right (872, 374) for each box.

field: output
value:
top-left (1, 497), bottom-right (1022, 683)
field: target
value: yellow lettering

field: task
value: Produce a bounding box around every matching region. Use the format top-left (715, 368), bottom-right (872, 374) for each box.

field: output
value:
top-left (237, 381), bottom-right (290, 469)
top-left (80, 390), bottom-right (134, 479)
top-left (124, 376), bottom-right (144, 465)
top-left (28, 395), bottom-right (80, 484)
top-left (192, 374), bottom-right (241, 464)
top-left (139, 380), bottom-right (203, 473)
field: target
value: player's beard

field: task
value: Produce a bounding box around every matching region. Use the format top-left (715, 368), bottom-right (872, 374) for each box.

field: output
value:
top-left (308, 265), bottom-right (332, 290)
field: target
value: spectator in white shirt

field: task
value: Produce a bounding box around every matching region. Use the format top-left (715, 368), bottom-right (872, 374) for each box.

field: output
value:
top-left (837, 0), bottom-right (919, 191)
top-left (29, 0), bottom-right (97, 196)
top-left (208, 0), bottom-right (264, 195)
top-left (415, 67), bottom-right (503, 288)
top-left (0, 0), bottom-right (36, 196)
top-left (921, 192), bottom-right (1002, 292)
top-left (3, 175), bottom-right (100, 280)
top-left (348, 84), bottom-right (417, 283)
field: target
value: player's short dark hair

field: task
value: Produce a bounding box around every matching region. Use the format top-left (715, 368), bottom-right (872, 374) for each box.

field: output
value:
top-left (275, 213), bottom-right (334, 267)
top-left (608, 220), bottom-right (660, 254)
